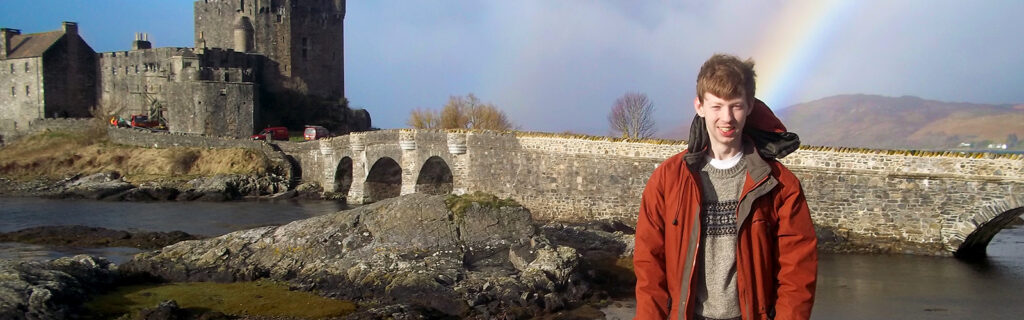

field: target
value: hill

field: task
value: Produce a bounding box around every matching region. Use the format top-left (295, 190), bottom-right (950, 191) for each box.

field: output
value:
top-left (775, 94), bottom-right (1024, 149)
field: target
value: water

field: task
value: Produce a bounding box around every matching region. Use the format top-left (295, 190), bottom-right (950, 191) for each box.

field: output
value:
top-left (2, 198), bottom-right (1022, 318)
top-left (813, 226), bottom-right (1024, 319)
top-left (0, 197), bottom-right (349, 263)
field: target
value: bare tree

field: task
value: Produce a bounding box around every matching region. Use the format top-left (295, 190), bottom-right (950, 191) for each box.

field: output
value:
top-left (407, 108), bottom-right (439, 129)
top-left (608, 92), bottom-right (656, 139)
top-left (409, 93), bottom-right (515, 130)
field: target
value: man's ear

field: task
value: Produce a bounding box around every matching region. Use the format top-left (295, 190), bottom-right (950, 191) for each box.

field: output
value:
top-left (693, 97), bottom-right (703, 117)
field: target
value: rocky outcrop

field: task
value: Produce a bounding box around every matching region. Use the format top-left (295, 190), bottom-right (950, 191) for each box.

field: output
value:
top-left (0, 226), bottom-right (200, 250)
top-left (0, 255), bottom-right (118, 320)
top-left (2, 172), bottom-right (293, 202)
top-left (122, 193), bottom-right (593, 318)
top-left (174, 174), bottom-right (290, 201)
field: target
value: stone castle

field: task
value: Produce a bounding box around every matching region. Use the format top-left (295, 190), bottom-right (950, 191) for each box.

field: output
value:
top-left (1, 0), bottom-right (368, 140)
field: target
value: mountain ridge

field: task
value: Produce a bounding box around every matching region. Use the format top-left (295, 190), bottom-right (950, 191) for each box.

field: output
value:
top-left (774, 94), bottom-right (1023, 149)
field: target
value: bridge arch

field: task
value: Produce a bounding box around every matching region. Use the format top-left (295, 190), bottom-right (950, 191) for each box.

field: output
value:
top-left (364, 157), bottom-right (402, 204)
top-left (334, 156), bottom-right (353, 198)
top-left (953, 195), bottom-right (1024, 259)
top-left (415, 156), bottom-right (453, 195)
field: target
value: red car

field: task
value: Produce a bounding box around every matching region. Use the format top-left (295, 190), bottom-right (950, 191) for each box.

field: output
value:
top-left (252, 126), bottom-right (289, 141)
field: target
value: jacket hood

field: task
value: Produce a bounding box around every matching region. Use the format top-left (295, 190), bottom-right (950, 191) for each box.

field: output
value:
top-left (686, 98), bottom-right (801, 163)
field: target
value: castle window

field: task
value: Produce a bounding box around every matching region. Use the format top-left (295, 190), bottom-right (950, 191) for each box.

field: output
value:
top-left (10, 87), bottom-right (14, 97)
top-left (10, 64), bottom-right (13, 73)
top-left (277, 14), bottom-right (282, 23)
top-left (302, 37), bottom-right (309, 61)
top-left (239, 0), bottom-right (244, 11)
top-left (111, 66), bottom-right (116, 75)
top-left (25, 85), bottom-right (29, 95)
top-left (224, 73), bottom-right (230, 82)
top-left (24, 62), bottom-right (29, 72)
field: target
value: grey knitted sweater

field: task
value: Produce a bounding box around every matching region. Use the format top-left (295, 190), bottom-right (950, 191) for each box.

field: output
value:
top-left (693, 154), bottom-right (746, 320)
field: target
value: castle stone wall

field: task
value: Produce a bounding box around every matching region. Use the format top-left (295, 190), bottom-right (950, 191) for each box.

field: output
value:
top-left (107, 126), bottom-right (263, 149)
top-left (194, 0), bottom-right (344, 99)
top-left (41, 32), bottom-right (96, 119)
top-left (0, 57), bottom-right (42, 133)
top-left (98, 48), bottom-right (259, 138)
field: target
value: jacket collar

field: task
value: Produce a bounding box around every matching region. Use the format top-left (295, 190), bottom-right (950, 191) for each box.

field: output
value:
top-left (684, 138), bottom-right (772, 181)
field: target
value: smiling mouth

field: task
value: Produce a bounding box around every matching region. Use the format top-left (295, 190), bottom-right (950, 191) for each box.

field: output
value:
top-left (718, 127), bottom-right (736, 137)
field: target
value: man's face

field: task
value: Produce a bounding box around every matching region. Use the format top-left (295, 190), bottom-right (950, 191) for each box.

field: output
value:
top-left (694, 92), bottom-right (751, 152)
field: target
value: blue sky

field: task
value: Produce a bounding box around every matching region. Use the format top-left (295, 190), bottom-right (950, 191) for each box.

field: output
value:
top-left (3, 1), bottom-right (1023, 137)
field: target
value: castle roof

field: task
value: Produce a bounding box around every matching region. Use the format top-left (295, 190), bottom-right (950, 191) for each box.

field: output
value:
top-left (4, 30), bottom-right (64, 59)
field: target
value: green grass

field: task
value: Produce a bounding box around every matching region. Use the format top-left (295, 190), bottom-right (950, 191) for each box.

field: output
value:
top-left (84, 280), bottom-right (356, 319)
top-left (444, 191), bottom-right (521, 217)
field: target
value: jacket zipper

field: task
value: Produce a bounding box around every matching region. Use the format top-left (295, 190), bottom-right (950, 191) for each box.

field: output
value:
top-left (682, 177), bottom-right (702, 320)
top-left (684, 202), bottom-right (701, 320)
top-left (735, 174), bottom-right (771, 320)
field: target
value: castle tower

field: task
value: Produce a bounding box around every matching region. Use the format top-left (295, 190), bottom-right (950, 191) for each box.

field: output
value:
top-left (232, 16), bottom-right (255, 53)
top-left (194, 0), bottom-right (345, 100)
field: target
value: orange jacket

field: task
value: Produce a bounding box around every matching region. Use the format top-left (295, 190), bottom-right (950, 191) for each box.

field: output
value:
top-left (634, 145), bottom-right (817, 320)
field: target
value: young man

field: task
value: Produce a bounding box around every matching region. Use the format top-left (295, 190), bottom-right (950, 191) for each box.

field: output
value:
top-left (634, 54), bottom-right (817, 320)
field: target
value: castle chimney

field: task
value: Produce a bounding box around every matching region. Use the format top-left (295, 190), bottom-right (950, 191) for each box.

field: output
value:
top-left (61, 21), bottom-right (78, 35)
top-left (132, 32), bottom-right (152, 50)
top-left (1, 28), bottom-right (21, 59)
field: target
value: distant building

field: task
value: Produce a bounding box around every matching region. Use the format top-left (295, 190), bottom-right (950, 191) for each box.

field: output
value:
top-left (1, 0), bottom-right (363, 140)
top-left (0, 22), bottom-right (97, 133)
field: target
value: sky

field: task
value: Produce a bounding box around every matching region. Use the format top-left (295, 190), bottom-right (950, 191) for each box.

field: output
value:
top-left (3, 1), bottom-right (1023, 137)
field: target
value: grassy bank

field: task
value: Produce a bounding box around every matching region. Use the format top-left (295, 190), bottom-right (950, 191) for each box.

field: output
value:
top-left (84, 280), bottom-right (356, 319)
top-left (0, 122), bottom-right (274, 185)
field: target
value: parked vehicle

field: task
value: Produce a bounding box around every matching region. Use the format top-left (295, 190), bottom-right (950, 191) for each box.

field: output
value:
top-left (303, 125), bottom-right (330, 141)
top-left (130, 114), bottom-right (163, 129)
top-left (252, 126), bottom-right (289, 141)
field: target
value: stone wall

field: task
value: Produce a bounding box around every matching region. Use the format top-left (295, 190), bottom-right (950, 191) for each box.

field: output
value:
top-left (780, 148), bottom-right (1023, 254)
top-left (41, 31), bottom-right (96, 120)
top-left (160, 81), bottom-right (257, 138)
top-left (287, 130), bottom-right (1024, 255)
top-left (0, 57), bottom-right (41, 133)
top-left (98, 48), bottom-right (259, 138)
top-left (107, 126), bottom-right (263, 149)
top-left (194, 0), bottom-right (345, 99)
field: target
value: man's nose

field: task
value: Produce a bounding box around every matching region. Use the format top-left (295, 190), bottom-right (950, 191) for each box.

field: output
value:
top-left (721, 109), bottom-right (734, 122)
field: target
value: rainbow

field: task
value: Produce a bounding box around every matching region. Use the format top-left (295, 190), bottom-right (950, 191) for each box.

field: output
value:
top-left (752, 1), bottom-right (858, 110)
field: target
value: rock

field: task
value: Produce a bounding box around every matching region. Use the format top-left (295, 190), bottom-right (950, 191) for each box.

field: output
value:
top-left (122, 193), bottom-right (592, 318)
top-left (539, 221), bottom-right (636, 297)
top-left (56, 172), bottom-right (135, 200)
top-left (0, 225), bottom-right (200, 250)
top-left (0, 255), bottom-right (118, 319)
top-left (296, 182), bottom-right (325, 200)
top-left (178, 174), bottom-right (291, 201)
top-left (133, 300), bottom-right (185, 320)
top-left (265, 189), bottom-right (298, 200)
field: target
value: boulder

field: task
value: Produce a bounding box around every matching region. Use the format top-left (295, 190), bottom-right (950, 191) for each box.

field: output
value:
top-left (0, 255), bottom-right (118, 319)
top-left (122, 193), bottom-right (591, 318)
top-left (177, 174), bottom-right (290, 201)
top-left (58, 172), bottom-right (135, 200)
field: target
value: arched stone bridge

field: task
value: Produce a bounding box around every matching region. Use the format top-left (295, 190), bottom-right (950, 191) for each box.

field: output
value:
top-left (275, 130), bottom-right (1024, 257)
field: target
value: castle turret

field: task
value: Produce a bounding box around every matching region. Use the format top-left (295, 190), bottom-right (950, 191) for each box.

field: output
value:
top-left (1, 28), bottom-right (21, 59)
top-left (232, 16), bottom-right (254, 53)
